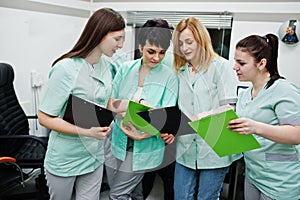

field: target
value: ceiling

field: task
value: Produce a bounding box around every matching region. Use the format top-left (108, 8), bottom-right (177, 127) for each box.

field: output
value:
top-left (1, 0), bottom-right (300, 22)
top-left (80, 0), bottom-right (300, 1)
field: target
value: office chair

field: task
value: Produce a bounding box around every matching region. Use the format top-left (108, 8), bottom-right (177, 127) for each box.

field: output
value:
top-left (0, 63), bottom-right (49, 199)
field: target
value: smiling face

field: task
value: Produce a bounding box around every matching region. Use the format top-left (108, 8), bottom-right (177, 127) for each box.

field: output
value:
top-left (178, 28), bottom-right (200, 65)
top-left (100, 29), bottom-right (125, 57)
top-left (140, 40), bottom-right (167, 68)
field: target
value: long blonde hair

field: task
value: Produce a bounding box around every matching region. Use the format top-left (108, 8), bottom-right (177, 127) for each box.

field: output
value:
top-left (173, 17), bottom-right (217, 72)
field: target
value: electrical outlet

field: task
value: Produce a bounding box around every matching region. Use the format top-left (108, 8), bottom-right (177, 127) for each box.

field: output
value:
top-left (31, 70), bottom-right (43, 88)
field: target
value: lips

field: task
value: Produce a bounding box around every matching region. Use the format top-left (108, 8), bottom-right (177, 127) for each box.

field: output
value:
top-left (236, 74), bottom-right (244, 80)
top-left (184, 52), bottom-right (192, 57)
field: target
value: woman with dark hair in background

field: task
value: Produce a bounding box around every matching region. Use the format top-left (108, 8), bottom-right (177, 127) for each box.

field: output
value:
top-left (38, 8), bottom-right (125, 200)
top-left (229, 33), bottom-right (300, 200)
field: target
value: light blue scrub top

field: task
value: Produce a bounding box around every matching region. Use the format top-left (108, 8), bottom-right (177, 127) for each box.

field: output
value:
top-left (111, 58), bottom-right (179, 171)
top-left (39, 57), bottom-right (113, 177)
top-left (236, 79), bottom-right (300, 200)
top-left (176, 56), bottom-right (242, 169)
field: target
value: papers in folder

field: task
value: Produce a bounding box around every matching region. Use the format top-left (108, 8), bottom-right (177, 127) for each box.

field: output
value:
top-left (63, 94), bottom-right (115, 128)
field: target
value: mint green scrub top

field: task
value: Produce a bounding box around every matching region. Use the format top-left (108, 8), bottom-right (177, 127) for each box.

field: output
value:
top-left (176, 57), bottom-right (242, 169)
top-left (39, 57), bottom-right (113, 177)
top-left (111, 58), bottom-right (179, 171)
top-left (102, 51), bottom-right (128, 77)
top-left (161, 47), bottom-right (174, 68)
top-left (236, 79), bottom-right (300, 199)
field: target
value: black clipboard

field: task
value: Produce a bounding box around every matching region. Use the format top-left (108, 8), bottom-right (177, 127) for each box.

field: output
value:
top-left (137, 105), bottom-right (194, 136)
top-left (63, 94), bottom-right (115, 128)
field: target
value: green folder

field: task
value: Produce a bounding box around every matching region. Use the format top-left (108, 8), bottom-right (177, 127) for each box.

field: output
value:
top-left (123, 101), bottom-right (161, 136)
top-left (188, 109), bottom-right (261, 157)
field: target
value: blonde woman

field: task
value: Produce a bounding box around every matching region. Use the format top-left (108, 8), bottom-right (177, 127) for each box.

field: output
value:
top-left (172, 17), bottom-right (241, 200)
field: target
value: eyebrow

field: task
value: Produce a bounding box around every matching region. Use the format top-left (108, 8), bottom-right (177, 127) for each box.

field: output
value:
top-left (145, 47), bottom-right (165, 52)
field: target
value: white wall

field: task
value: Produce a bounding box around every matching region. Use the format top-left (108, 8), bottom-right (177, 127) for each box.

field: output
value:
top-left (229, 21), bottom-right (300, 87)
top-left (0, 7), bottom-right (88, 135)
top-left (0, 7), bottom-right (86, 112)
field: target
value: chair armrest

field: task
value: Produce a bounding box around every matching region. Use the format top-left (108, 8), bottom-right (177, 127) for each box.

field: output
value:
top-left (0, 156), bottom-right (17, 163)
top-left (0, 156), bottom-right (26, 187)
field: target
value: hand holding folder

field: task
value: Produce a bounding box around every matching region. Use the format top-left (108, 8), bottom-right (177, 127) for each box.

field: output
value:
top-left (188, 106), bottom-right (261, 157)
top-left (120, 121), bottom-right (152, 141)
top-left (63, 94), bottom-right (115, 129)
top-left (137, 105), bottom-right (194, 136)
top-left (122, 101), bottom-right (193, 138)
top-left (136, 104), bottom-right (261, 157)
top-left (122, 101), bottom-right (160, 136)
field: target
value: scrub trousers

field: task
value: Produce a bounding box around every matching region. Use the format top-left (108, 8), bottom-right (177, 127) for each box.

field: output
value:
top-left (244, 177), bottom-right (274, 200)
top-left (45, 165), bottom-right (103, 200)
top-left (105, 133), bottom-right (144, 200)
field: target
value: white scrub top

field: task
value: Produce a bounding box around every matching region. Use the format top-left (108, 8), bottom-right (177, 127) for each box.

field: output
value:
top-left (176, 56), bottom-right (242, 169)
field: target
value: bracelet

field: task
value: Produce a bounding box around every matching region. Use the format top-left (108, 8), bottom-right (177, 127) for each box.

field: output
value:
top-left (138, 98), bottom-right (144, 103)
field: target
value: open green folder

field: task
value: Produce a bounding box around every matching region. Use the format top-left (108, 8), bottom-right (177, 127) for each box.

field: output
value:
top-left (123, 101), bottom-right (161, 136)
top-left (188, 109), bottom-right (261, 157)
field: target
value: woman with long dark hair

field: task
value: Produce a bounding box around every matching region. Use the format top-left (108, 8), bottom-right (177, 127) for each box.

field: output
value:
top-left (38, 8), bottom-right (125, 200)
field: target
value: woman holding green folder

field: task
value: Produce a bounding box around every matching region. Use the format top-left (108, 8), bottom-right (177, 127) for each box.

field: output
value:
top-left (106, 19), bottom-right (178, 200)
top-left (172, 17), bottom-right (242, 200)
top-left (229, 33), bottom-right (300, 200)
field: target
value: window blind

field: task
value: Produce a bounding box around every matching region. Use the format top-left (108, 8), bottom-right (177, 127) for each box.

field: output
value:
top-left (126, 11), bottom-right (233, 29)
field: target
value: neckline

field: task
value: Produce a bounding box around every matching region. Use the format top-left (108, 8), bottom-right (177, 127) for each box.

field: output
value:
top-left (251, 77), bottom-right (270, 100)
